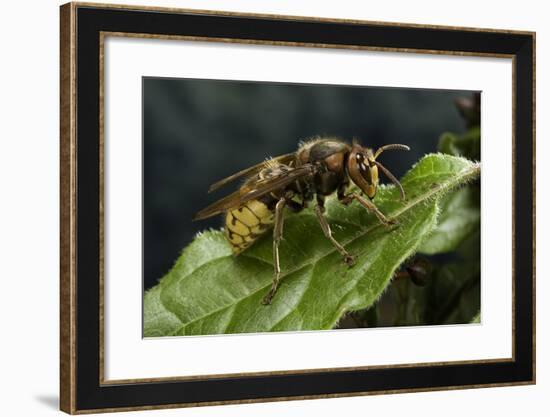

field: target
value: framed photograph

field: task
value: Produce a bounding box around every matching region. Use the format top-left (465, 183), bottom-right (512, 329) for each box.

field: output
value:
top-left (60, 2), bottom-right (535, 414)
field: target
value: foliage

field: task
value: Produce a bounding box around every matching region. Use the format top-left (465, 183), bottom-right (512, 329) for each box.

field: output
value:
top-left (417, 187), bottom-right (480, 255)
top-left (144, 154), bottom-right (480, 336)
top-left (344, 98), bottom-right (482, 329)
top-left (438, 127), bottom-right (480, 161)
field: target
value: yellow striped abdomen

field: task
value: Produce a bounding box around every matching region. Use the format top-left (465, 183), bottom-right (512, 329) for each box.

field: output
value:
top-left (225, 199), bottom-right (274, 254)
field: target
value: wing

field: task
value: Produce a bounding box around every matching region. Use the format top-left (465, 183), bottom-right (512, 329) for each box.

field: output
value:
top-left (194, 164), bottom-right (314, 220)
top-left (208, 153), bottom-right (296, 193)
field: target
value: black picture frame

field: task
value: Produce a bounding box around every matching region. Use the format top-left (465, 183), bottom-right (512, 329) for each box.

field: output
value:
top-left (60, 2), bottom-right (535, 414)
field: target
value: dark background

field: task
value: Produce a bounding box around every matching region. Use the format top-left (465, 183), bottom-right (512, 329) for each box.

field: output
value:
top-left (143, 77), bottom-right (471, 290)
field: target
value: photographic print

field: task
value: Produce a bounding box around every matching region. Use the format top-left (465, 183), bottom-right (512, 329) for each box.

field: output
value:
top-left (61, 3), bottom-right (534, 413)
top-left (143, 78), bottom-right (481, 337)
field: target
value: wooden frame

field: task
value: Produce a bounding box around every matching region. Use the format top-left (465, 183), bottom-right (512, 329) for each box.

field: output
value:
top-left (60, 2), bottom-right (535, 414)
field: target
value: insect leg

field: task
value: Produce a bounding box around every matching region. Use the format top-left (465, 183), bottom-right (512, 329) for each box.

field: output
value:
top-left (314, 197), bottom-right (355, 266)
top-left (340, 192), bottom-right (397, 225)
top-left (337, 180), bottom-right (349, 201)
top-left (262, 197), bottom-right (288, 305)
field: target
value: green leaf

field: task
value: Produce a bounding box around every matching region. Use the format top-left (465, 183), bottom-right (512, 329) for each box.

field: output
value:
top-left (417, 186), bottom-right (480, 255)
top-left (378, 228), bottom-right (481, 327)
top-left (438, 127), bottom-right (480, 160)
top-left (419, 116), bottom-right (481, 256)
top-left (429, 261), bottom-right (480, 325)
top-left (144, 154), bottom-right (480, 336)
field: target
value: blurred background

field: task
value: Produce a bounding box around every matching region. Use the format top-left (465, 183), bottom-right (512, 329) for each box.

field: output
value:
top-left (143, 77), bottom-right (473, 291)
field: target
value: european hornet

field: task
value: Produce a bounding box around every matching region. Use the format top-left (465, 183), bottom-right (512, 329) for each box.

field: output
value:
top-left (195, 137), bottom-right (410, 304)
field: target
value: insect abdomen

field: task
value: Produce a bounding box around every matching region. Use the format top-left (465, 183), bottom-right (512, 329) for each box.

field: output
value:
top-left (225, 199), bottom-right (274, 253)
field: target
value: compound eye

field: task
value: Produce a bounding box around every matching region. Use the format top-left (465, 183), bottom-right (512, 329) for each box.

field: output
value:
top-left (356, 154), bottom-right (368, 173)
top-left (348, 149), bottom-right (375, 197)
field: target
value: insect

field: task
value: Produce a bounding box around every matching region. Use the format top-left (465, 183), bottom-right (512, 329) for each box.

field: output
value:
top-left (194, 137), bottom-right (410, 305)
